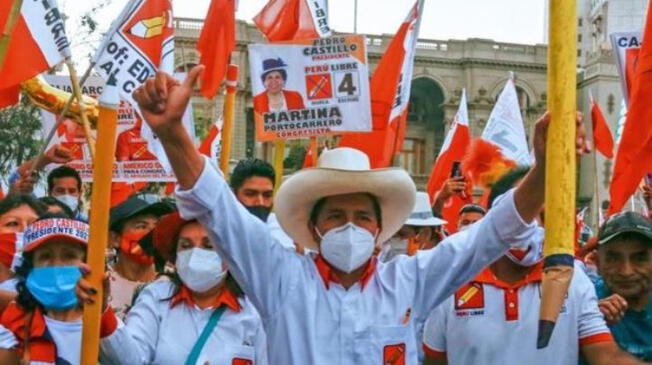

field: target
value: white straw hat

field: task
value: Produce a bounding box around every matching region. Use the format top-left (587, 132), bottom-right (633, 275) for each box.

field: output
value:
top-left (274, 148), bottom-right (416, 250)
top-left (405, 192), bottom-right (447, 227)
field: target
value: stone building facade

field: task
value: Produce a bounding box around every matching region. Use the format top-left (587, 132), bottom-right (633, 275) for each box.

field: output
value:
top-left (174, 18), bottom-right (548, 188)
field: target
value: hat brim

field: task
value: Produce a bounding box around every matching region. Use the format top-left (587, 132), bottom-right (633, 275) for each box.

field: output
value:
top-left (274, 167), bottom-right (416, 250)
top-left (405, 217), bottom-right (447, 227)
top-left (110, 202), bottom-right (176, 230)
top-left (24, 234), bottom-right (87, 253)
top-left (153, 212), bottom-right (189, 261)
top-left (598, 228), bottom-right (652, 246)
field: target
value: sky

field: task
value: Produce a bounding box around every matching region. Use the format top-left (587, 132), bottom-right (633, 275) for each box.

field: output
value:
top-left (61, 0), bottom-right (547, 64)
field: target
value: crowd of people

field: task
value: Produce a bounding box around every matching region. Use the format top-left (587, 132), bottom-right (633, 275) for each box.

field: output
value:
top-left (0, 67), bottom-right (648, 364)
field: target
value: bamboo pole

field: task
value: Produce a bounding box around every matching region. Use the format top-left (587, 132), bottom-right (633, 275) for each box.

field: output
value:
top-left (274, 140), bottom-right (285, 191)
top-left (538, 0), bottom-right (577, 349)
top-left (0, 0), bottom-right (23, 71)
top-left (66, 60), bottom-right (96, 160)
top-left (80, 78), bottom-right (120, 364)
top-left (220, 64), bottom-right (239, 176)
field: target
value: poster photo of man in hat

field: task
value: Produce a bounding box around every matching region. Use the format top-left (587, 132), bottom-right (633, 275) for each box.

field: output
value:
top-left (253, 58), bottom-right (306, 114)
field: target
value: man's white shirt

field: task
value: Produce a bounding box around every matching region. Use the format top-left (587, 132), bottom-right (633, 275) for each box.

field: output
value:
top-left (175, 157), bottom-right (538, 365)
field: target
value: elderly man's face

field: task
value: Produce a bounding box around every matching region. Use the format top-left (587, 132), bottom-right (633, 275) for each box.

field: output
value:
top-left (597, 236), bottom-right (652, 301)
top-left (311, 193), bottom-right (380, 246)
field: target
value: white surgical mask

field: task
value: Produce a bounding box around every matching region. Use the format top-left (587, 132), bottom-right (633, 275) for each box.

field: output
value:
top-left (55, 194), bottom-right (79, 213)
top-left (175, 248), bottom-right (227, 293)
top-left (506, 226), bottom-right (544, 267)
top-left (317, 222), bottom-right (376, 273)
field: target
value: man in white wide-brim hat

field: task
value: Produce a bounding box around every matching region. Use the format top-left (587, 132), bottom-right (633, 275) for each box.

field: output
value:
top-left (379, 191), bottom-right (447, 262)
top-left (133, 68), bottom-right (575, 365)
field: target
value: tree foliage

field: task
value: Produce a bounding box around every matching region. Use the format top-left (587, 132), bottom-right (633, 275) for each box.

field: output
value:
top-left (0, 95), bottom-right (43, 182)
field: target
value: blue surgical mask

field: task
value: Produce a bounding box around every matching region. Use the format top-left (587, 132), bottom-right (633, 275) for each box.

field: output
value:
top-left (26, 266), bottom-right (82, 310)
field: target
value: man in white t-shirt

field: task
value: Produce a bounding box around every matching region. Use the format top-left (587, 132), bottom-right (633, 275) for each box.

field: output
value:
top-left (422, 169), bottom-right (643, 365)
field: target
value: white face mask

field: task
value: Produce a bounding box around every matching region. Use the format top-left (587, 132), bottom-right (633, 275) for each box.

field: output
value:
top-left (55, 194), bottom-right (79, 213)
top-left (506, 226), bottom-right (544, 267)
top-left (385, 237), bottom-right (408, 255)
top-left (317, 222), bottom-right (377, 274)
top-left (175, 248), bottom-right (227, 293)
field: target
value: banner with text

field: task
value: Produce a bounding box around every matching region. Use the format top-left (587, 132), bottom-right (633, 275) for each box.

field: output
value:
top-left (40, 75), bottom-right (194, 182)
top-left (610, 31), bottom-right (641, 104)
top-left (248, 35), bottom-right (372, 141)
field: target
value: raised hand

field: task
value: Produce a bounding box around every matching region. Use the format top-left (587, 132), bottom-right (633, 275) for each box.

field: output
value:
top-left (532, 112), bottom-right (591, 165)
top-left (133, 65), bottom-right (204, 138)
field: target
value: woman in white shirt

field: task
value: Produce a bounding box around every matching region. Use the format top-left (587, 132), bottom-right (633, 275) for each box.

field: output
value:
top-left (99, 211), bottom-right (267, 365)
top-left (0, 215), bottom-right (101, 365)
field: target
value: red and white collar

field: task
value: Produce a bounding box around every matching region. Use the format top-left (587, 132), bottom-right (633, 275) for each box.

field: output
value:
top-left (170, 285), bottom-right (242, 312)
top-left (314, 255), bottom-right (377, 291)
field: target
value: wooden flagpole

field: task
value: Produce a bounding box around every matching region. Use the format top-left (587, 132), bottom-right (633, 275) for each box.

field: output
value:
top-left (0, 0), bottom-right (23, 71)
top-left (220, 64), bottom-right (239, 176)
top-left (538, 0), bottom-right (577, 349)
top-left (79, 77), bottom-right (120, 364)
top-left (66, 60), bottom-right (96, 160)
top-left (309, 136), bottom-right (318, 167)
top-left (274, 140), bottom-right (285, 191)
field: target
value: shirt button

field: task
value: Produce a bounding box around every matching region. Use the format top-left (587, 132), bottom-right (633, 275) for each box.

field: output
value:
top-left (509, 302), bottom-right (515, 308)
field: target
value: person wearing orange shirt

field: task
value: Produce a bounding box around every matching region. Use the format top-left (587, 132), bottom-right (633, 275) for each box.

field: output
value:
top-left (253, 58), bottom-right (305, 114)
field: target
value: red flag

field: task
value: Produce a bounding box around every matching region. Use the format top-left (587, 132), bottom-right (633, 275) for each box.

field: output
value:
top-left (253, 0), bottom-right (330, 42)
top-left (198, 120), bottom-right (222, 160)
top-left (339, 0), bottom-right (424, 168)
top-left (426, 90), bottom-right (471, 232)
top-left (589, 96), bottom-right (614, 158)
top-left (609, 1), bottom-right (652, 215)
top-left (0, 0), bottom-right (70, 108)
top-left (197, 0), bottom-right (236, 99)
top-left (302, 146), bottom-right (314, 168)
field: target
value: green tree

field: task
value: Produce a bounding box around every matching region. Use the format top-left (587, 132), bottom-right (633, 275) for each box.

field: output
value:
top-left (0, 95), bottom-right (43, 185)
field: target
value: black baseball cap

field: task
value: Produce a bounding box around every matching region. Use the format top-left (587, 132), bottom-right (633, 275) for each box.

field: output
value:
top-left (598, 211), bottom-right (652, 246)
top-left (109, 193), bottom-right (175, 232)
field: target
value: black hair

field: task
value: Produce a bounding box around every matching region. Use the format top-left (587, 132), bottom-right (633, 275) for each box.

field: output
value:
top-left (47, 165), bottom-right (82, 194)
top-left (261, 69), bottom-right (287, 83)
top-left (37, 196), bottom-right (74, 218)
top-left (459, 204), bottom-right (487, 216)
top-left (488, 166), bottom-right (531, 208)
top-left (15, 214), bottom-right (87, 311)
top-left (230, 158), bottom-right (275, 192)
top-left (0, 194), bottom-right (46, 218)
top-left (309, 193), bottom-right (383, 227)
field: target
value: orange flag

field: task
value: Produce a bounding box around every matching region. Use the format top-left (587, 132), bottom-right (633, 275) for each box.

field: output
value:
top-left (197, 0), bottom-right (236, 99)
top-left (253, 0), bottom-right (330, 42)
top-left (339, 0), bottom-right (424, 168)
top-left (589, 95), bottom-right (614, 159)
top-left (608, 0), bottom-right (652, 215)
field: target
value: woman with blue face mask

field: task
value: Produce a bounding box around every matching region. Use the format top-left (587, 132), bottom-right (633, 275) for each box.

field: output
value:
top-left (96, 211), bottom-right (267, 365)
top-left (0, 215), bottom-right (112, 365)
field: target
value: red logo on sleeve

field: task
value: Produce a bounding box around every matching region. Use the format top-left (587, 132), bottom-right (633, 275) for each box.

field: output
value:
top-left (383, 343), bottom-right (405, 365)
top-left (232, 358), bottom-right (253, 365)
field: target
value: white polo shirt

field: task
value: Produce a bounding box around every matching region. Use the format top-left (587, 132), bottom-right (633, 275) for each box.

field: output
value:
top-left (175, 158), bottom-right (537, 365)
top-left (100, 280), bottom-right (267, 365)
top-left (422, 261), bottom-right (613, 365)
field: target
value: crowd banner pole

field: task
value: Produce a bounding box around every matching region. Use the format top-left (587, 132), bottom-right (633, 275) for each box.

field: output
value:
top-left (66, 59), bottom-right (96, 160)
top-left (309, 136), bottom-right (318, 167)
top-left (538, 0), bottom-right (577, 349)
top-left (220, 64), bottom-right (239, 176)
top-left (0, 0), bottom-right (23, 71)
top-left (274, 140), bottom-right (285, 191)
top-left (592, 149), bottom-right (601, 227)
top-left (80, 78), bottom-right (120, 364)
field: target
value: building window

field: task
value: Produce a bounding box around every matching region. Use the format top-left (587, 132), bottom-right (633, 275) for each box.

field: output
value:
top-left (578, 34), bottom-right (582, 42)
top-left (397, 138), bottom-right (425, 175)
top-left (578, 17), bottom-right (583, 26)
top-left (578, 49), bottom-right (582, 57)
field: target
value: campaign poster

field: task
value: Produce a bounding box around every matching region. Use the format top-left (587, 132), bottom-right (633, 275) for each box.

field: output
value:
top-left (610, 31), bottom-right (641, 103)
top-left (248, 35), bottom-right (372, 141)
top-left (40, 75), bottom-right (194, 182)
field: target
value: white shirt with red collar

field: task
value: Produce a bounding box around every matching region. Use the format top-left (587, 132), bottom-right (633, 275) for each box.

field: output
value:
top-left (174, 158), bottom-right (538, 365)
top-left (100, 280), bottom-right (267, 365)
top-left (422, 260), bottom-right (612, 365)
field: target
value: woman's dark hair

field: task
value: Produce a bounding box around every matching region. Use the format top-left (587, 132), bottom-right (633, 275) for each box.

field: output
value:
top-left (37, 196), bottom-right (74, 218)
top-left (15, 214), bottom-right (87, 311)
top-left (0, 194), bottom-right (46, 218)
top-left (487, 166), bottom-right (531, 208)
